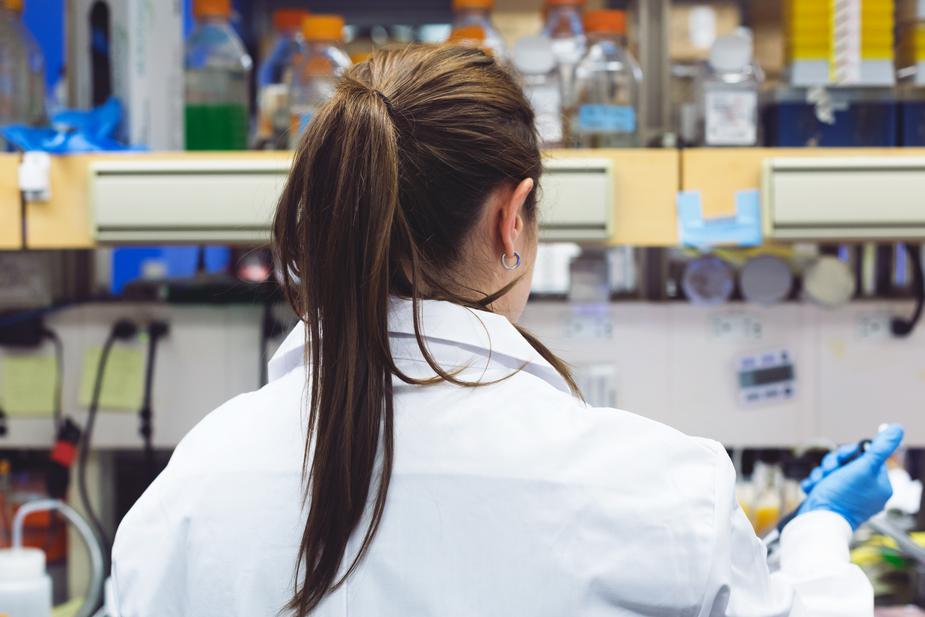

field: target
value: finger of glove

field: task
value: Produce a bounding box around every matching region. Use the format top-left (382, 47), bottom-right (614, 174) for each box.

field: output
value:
top-left (864, 424), bottom-right (905, 468)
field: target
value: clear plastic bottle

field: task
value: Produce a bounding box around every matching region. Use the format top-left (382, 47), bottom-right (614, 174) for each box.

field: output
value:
top-left (0, 0), bottom-right (45, 127)
top-left (570, 10), bottom-right (642, 148)
top-left (451, 0), bottom-right (507, 61)
top-left (512, 35), bottom-right (563, 147)
top-left (184, 0), bottom-right (253, 151)
top-left (256, 9), bottom-right (308, 150)
top-left (288, 15), bottom-right (351, 148)
top-left (697, 29), bottom-right (763, 147)
top-left (542, 0), bottom-right (585, 108)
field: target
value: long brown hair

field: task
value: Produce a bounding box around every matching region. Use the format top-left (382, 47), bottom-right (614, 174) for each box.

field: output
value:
top-left (272, 44), bottom-right (579, 615)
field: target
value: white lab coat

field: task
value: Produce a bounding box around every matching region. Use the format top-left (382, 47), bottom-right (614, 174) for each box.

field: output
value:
top-left (112, 299), bottom-right (873, 617)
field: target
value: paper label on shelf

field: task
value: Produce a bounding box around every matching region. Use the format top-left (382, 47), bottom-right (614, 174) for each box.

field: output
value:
top-left (705, 89), bottom-right (758, 145)
top-left (577, 104), bottom-right (636, 133)
top-left (78, 345), bottom-right (146, 411)
top-left (0, 354), bottom-right (57, 417)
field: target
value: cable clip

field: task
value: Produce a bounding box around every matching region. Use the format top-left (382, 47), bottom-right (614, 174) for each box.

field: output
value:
top-left (19, 151), bottom-right (52, 202)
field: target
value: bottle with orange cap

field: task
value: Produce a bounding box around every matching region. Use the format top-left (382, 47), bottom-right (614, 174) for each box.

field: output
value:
top-left (542, 0), bottom-right (586, 100)
top-left (256, 9), bottom-right (310, 149)
top-left (0, 0), bottom-right (45, 130)
top-left (449, 0), bottom-right (507, 60)
top-left (185, 0), bottom-right (253, 151)
top-left (288, 14), bottom-right (351, 148)
top-left (570, 9), bottom-right (642, 148)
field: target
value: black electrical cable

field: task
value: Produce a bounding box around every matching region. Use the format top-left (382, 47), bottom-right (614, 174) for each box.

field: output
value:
top-left (41, 328), bottom-right (64, 431)
top-left (891, 244), bottom-right (925, 338)
top-left (78, 319), bottom-right (137, 566)
top-left (139, 321), bottom-right (169, 484)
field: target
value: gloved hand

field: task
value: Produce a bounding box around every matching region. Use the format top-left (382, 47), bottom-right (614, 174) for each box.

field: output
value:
top-left (799, 424), bottom-right (905, 530)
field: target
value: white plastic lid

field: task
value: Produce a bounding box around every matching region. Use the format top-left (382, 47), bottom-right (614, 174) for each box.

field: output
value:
top-left (0, 548), bottom-right (46, 581)
top-left (803, 256), bottom-right (856, 307)
top-left (709, 28), bottom-right (753, 73)
top-left (512, 35), bottom-right (557, 75)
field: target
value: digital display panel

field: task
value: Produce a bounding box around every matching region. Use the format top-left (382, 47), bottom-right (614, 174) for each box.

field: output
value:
top-left (739, 365), bottom-right (794, 388)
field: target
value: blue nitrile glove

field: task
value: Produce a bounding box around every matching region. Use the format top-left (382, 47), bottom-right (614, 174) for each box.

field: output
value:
top-left (799, 425), bottom-right (904, 530)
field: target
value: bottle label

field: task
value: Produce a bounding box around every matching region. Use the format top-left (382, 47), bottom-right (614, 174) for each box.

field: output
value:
top-left (577, 105), bottom-right (636, 134)
top-left (705, 89), bottom-right (758, 146)
top-left (528, 84), bottom-right (563, 145)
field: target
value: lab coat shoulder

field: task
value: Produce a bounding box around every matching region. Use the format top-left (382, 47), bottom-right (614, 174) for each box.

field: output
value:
top-left (113, 371), bottom-right (308, 617)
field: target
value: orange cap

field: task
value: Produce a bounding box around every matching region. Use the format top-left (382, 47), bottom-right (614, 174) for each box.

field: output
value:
top-left (448, 25), bottom-right (487, 43)
top-left (545, 0), bottom-right (584, 6)
top-left (302, 15), bottom-right (344, 41)
top-left (193, 0), bottom-right (231, 19)
top-left (4, 0), bottom-right (23, 10)
top-left (453, 0), bottom-right (493, 9)
top-left (583, 9), bottom-right (626, 35)
top-left (350, 51), bottom-right (374, 64)
top-left (273, 9), bottom-right (309, 32)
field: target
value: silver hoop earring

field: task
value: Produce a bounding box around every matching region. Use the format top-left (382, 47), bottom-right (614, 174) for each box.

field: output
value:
top-left (501, 252), bottom-right (521, 271)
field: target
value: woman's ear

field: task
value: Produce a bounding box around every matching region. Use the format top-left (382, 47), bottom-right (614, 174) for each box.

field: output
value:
top-left (498, 178), bottom-right (535, 259)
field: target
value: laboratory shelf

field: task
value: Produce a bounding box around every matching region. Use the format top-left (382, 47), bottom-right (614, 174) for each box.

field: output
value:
top-left (682, 148), bottom-right (925, 241)
top-left (0, 153), bottom-right (22, 249)
top-left (8, 149), bottom-right (680, 248)
top-left (9, 147), bottom-right (925, 249)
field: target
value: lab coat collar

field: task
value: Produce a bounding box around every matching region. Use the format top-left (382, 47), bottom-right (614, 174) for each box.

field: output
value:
top-left (267, 298), bottom-right (572, 394)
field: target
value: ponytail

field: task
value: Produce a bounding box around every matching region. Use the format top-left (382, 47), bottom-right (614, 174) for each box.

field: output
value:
top-left (274, 76), bottom-right (401, 613)
top-left (273, 46), bottom-right (580, 615)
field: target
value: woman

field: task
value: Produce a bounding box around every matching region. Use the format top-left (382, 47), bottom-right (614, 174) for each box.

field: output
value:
top-left (113, 45), bottom-right (902, 616)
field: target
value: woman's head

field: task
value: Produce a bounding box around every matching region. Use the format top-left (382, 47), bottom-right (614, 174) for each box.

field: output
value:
top-left (276, 44), bottom-right (544, 321)
top-left (273, 44), bottom-right (576, 615)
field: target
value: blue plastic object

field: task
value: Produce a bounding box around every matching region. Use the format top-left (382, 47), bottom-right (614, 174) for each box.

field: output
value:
top-left (1, 98), bottom-right (138, 152)
top-left (677, 189), bottom-right (762, 249)
top-left (111, 247), bottom-right (232, 294)
top-left (900, 101), bottom-right (925, 146)
top-left (765, 89), bottom-right (897, 147)
top-left (800, 425), bottom-right (905, 530)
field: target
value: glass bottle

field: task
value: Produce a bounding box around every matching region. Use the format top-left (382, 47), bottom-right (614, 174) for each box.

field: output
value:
top-left (570, 10), bottom-right (642, 148)
top-left (256, 9), bottom-right (308, 150)
top-left (184, 0), bottom-right (253, 151)
top-left (697, 29), bottom-right (763, 147)
top-left (288, 15), bottom-right (351, 148)
top-left (512, 35), bottom-right (563, 147)
top-left (0, 0), bottom-right (45, 128)
top-left (542, 0), bottom-right (585, 109)
top-left (451, 0), bottom-right (507, 61)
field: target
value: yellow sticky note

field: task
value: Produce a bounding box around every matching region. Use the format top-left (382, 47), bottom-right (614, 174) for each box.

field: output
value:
top-left (0, 353), bottom-right (57, 417)
top-left (79, 345), bottom-right (145, 411)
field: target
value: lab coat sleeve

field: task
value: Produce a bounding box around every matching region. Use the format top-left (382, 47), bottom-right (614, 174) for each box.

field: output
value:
top-left (699, 440), bottom-right (874, 617)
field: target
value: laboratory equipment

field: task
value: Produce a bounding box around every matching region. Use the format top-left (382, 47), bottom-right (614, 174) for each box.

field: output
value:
top-left (696, 29), bottom-right (762, 147)
top-left (0, 547), bottom-right (50, 617)
top-left (0, 498), bottom-right (106, 617)
top-left (739, 255), bottom-right (793, 305)
top-left (288, 15), bottom-right (350, 148)
top-left (803, 256), bottom-right (856, 307)
top-left (897, 10), bottom-right (925, 144)
top-left (256, 9), bottom-right (309, 150)
top-left (542, 0), bottom-right (585, 113)
top-left (446, 25), bottom-right (488, 49)
top-left (751, 461), bottom-right (783, 536)
top-left (766, 0), bottom-right (896, 147)
top-left (185, 0), bottom-right (253, 151)
top-left (450, 0), bottom-right (507, 60)
top-left (0, 0), bottom-right (44, 128)
top-left (681, 255), bottom-right (734, 306)
top-left (512, 35), bottom-right (563, 147)
top-left (569, 10), bottom-right (642, 148)
top-left (737, 350), bottom-right (796, 408)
